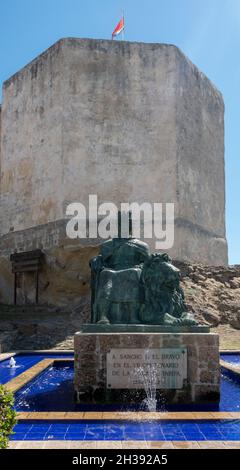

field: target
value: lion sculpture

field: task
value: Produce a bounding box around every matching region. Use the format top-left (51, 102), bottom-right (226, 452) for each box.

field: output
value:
top-left (90, 246), bottom-right (197, 326)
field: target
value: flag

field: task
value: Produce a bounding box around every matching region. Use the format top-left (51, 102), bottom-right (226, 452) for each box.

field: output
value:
top-left (112, 16), bottom-right (124, 39)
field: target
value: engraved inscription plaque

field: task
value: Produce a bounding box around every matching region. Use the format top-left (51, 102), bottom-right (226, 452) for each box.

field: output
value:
top-left (107, 348), bottom-right (187, 389)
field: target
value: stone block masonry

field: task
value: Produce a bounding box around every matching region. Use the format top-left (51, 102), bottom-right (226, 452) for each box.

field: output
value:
top-left (0, 38), bottom-right (227, 265)
top-left (74, 332), bottom-right (220, 404)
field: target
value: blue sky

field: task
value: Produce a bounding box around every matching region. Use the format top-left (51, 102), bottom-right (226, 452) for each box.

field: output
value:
top-left (0, 0), bottom-right (239, 264)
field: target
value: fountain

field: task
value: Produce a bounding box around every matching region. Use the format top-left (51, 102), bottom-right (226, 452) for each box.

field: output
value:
top-left (9, 357), bottom-right (16, 368)
top-left (74, 212), bottom-right (220, 407)
top-left (137, 366), bottom-right (158, 412)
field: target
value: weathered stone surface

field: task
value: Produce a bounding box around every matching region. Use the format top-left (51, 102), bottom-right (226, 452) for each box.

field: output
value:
top-left (229, 311), bottom-right (240, 330)
top-left (0, 238), bottom-right (98, 305)
top-left (201, 309), bottom-right (220, 327)
top-left (74, 331), bottom-right (220, 404)
top-left (0, 260), bottom-right (239, 351)
top-left (0, 332), bottom-right (17, 353)
top-left (0, 301), bottom-right (90, 350)
top-left (0, 38), bottom-right (227, 266)
top-left (0, 260), bottom-right (240, 354)
top-left (176, 261), bottom-right (240, 337)
top-left (194, 384), bottom-right (220, 402)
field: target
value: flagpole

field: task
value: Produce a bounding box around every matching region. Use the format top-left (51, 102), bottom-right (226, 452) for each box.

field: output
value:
top-left (122, 10), bottom-right (124, 41)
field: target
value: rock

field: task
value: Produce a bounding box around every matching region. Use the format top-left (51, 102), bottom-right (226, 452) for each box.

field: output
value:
top-left (229, 279), bottom-right (240, 289)
top-left (229, 312), bottom-right (240, 330)
top-left (201, 310), bottom-right (220, 327)
top-left (17, 323), bottom-right (37, 335)
top-left (0, 321), bottom-right (16, 332)
top-left (1, 259), bottom-right (240, 349)
top-left (0, 331), bottom-right (17, 352)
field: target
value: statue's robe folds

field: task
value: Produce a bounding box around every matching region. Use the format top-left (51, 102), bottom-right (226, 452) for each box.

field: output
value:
top-left (91, 238), bottom-right (150, 324)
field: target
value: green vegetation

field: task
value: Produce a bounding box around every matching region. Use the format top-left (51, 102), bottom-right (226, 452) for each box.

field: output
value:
top-left (0, 385), bottom-right (17, 449)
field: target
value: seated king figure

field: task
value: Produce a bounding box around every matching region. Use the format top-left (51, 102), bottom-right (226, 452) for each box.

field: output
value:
top-left (90, 212), bottom-right (197, 327)
top-left (90, 212), bottom-right (150, 324)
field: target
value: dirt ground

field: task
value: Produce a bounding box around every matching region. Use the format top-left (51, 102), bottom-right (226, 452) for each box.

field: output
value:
top-left (212, 324), bottom-right (240, 350)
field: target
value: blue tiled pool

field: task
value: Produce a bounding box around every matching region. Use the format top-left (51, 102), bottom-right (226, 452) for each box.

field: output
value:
top-left (0, 352), bottom-right (73, 385)
top-left (11, 419), bottom-right (240, 441)
top-left (1, 352), bottom-right (239, 442)
top-left (221, 354), bottom-right (240, 365)
top-left (12, 360), bottom-right (240, 412)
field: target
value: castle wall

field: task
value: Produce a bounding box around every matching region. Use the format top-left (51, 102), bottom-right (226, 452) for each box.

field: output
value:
top-left (0, 38), bottom-right (228, 288)
top-left (0, 41), bottom-right (65, 233)
top-left (175, 51), bottom-right (227, 262)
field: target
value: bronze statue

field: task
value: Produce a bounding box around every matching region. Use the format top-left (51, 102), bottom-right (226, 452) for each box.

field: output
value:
top-left (90, 213), bottom-right (197, 326)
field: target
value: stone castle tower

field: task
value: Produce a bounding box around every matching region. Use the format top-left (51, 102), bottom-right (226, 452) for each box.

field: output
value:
top-left (0, 38), bottom-right (228, 305)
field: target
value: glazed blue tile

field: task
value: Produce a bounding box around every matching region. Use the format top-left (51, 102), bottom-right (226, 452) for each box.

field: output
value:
top-left (197, 423), bottom-right (218, 429)
top-left (24, 433), bottom-right (46, 440)
top-left (8, 353), bottom-right (240, 412)
top-left (14, 423), bottom-right (32, 428)
top-left (68, 424), bottom-right (88, 431)
top-left (200, 427), bottom-right (222, 435)
top-left (50, 423), bottom-right (68, 428)
top-left (105, 426), bottom-right (124, 434)
top-left (142, 423), bottom-right (161, 429)
top-left (144, 424), bottom-right (164, 429)
top-left (65, 430), bottom-right (87, 437)
top-left (86, 423), bottom-right (105, 429)
top-left (50, 425), bottom-right (68, 432)
top-left (220, 434), bottom-right (240, 441)
top-left (162, 427), bottom-right (183, 433)
top-left (85, 432), bottom-right (105, 440)
top-left (0, 352), bottom-right (73, 385)
top-left (124, 435), bottom-right (146, 441)
top-left (161, 424), bottom-right (178, 429)
top-left (217, 424), bottom-right (239, 431)
top-left (2, 351), bottom-right (240, 440)
top-left (181, 424), bottom-right (199, 431)
top-left (220, 431), bottom-right (240, 438)
top-left (197, 428), bottom-right (218, 436)
top-left (31, 425), bottom-right (50, 431)
top-left (86, 426), bottom-right (105, 434)
top-left (45, 433), bottom-right (66, 440)
top-left (124, 428), bottom-right (144, 435)
top-left (183, 433), bottom-right (205, 440)
top-left (145, 428), bottom-right (164, 435)
top-left (8, 418), bottom-right (240, 441)
top-left (166, 432), bottom-right (186, 438)
top-left (163, 430), bottom-right (185, 436)
top-left (124, 426), bottom-right (144, 434)
top-left (12, 427), bottom-right (30, 435)
top-left (65, 433), bottom-right (86, 440)
top-left (11, 433), bottom-right (27, 441)
top-left (201, 433), bottom-right (223, 440)
top-left (144, 432), bottom-right (165, 440)
top-left (105, 433), bottom-right (125, 440)
top-left (164, 435), bottom-right (186, 441)
top-left (106, 424), bottom-right (124, 430)
top-left (125, 423), bottom-right (144, 430)
top-left (25, 429), bottom-right (46, 436)
top-left (67, 426), bottom-right (88, 433)
top-left (124, 430), bottom-right (145, 437)
top-left (221, 354), bottom-right (240, 365)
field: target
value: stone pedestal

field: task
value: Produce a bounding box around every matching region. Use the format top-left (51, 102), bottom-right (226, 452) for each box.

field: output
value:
top-left (74, 326), bottom-right (220, 405)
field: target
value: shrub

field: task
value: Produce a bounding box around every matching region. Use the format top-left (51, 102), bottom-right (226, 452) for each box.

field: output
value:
top-left (0, 385), bottom-right (17, 449)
